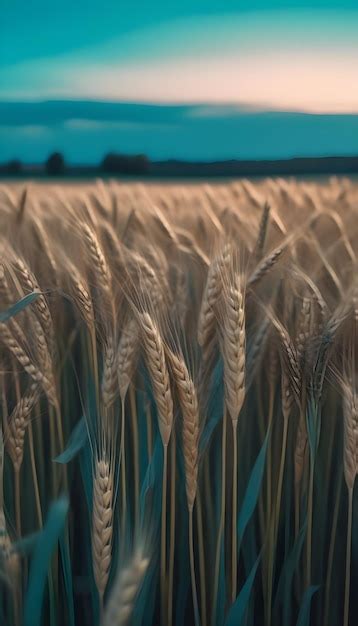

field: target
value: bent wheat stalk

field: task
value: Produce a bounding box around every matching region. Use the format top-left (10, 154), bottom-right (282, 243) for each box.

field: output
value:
top-left (222, 274), bottom-right (246, 602)
top-left (138, 312), bottom-right (173, 624)
top-left (342, 383), bottom-right (357, 626)
top-left (167, 349), bottom-right (201, 625)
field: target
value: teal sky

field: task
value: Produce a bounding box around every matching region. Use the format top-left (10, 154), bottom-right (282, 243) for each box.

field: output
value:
top-left (1, 2), bottom-right (358, 111)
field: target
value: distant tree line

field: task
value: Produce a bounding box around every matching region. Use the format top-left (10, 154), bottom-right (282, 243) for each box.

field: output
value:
top-left (101, 153), bottom-right (149, 175)
top-left (0, 152), bottom-right (150, 176)
top-left (1, 152), bottom-right (358, 178)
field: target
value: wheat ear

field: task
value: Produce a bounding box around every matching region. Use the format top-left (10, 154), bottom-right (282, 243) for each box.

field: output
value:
top-left (167, 348), bottom-right (201, 624)
top-left (342, 385), bottom-right (358, 491)
top-left (138, 312), bottom-right (173, 446)
top-left (6, 385), bottom-right (40, 473)
top-left (102, 550), bottom-right (149, 626)
top-left (167, 350), bottom-right (199, 510)
top-left (82, 223), bottom-right (111, 293)
top-left (248, 247), bottom-right (283, 289)
top-left (222, 273), bottom-right (246, 602)
top-left (0, 264), bottom-right (11, 307)
top-left (198, 243), bottom-right (231, 347)
top-left (12, 256), bottom-right (54, 349)
top-left (92, 458), bottom-right (114, 602)
top-left (117, 318), bottom-right (139, 541)
top-left (342, 383), bottom-right (357, 626)
top-left (67, 262), bottom-right (95, 330)
top-left (101, 335), bottom-right (118, 411)
top-left (296, 297), bottom-right (312, 366)
top-left (0, 509), bottom-right (19, 586)
top-left (0, 427), bottom-right (16, 580)
top-left (31, 216), bottom-right (59, 288)
top-left (222, 274), bottom-right (246, 424)
top-left (0, 323), bottom-right (55, 404)
top-left (253, 201), bottom-right (270, 260)
top-left (118, 319), bottom-right (139, 402)
top-left (138, 312), bottom-right (173, 622)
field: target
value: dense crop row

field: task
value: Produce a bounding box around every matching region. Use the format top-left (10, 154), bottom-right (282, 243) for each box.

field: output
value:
top-left (0, 178), bottom-right (357, 625)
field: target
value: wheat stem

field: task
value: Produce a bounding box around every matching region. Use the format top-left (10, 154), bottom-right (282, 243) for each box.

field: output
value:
top-left (14, 468), bottom-right (21, 536)
top-left (167, 434), bottom-right (176, 626)
top-left (274, 418), bottom-right (288, 547)
top-left (268, 418), bottom-right (288, 625)
top-left (197, 494), bottom-right (207, 626)
top-left (344, 487), bottom-right (353, 626)
top-left (324, 472), bottom-right (343, 626)
top-left (28, 422), bottom-right (43, 527)
top-left (90, 327), bottom-right (100, 414)
top-left (120, 397), bottom-right (127, 539)
top-left (231, 419), bottom-right (238, 602)
top-left (266, 389), bottom-right (275, 525)
top-left (189, 507), bottom-right (200, 626)
top-left (161, 443), bottom-right (168, 626)
top-left (306, 455), bottom-right (315, 587)
top-left (212, 409), bottom-right (227, 626)
top-left (129, 385), bottom-right (139, 529)
top-left (295, 489), bottom-right (300, 539)
top-left (146, 403), bottom-right (153, 459)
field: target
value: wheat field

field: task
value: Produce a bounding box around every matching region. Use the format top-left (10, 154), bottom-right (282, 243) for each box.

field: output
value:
top-left (0, 177), bottom-right (357, 626)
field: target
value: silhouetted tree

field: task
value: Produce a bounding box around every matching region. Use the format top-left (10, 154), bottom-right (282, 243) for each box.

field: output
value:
top-left (45, 152), bottom-right (66, 176)
top-left (6, 159), bottom-right (23, 175)
top-left (101, 152), bottom-right (150, 175)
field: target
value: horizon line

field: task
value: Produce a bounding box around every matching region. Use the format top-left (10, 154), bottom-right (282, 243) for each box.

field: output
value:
top-left (1, 97), bottom-right (358, 116)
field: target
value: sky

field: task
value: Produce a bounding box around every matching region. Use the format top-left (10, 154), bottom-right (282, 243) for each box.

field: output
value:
top-left (1, 101), bottom-right (358, 163)
top-left (0, 2), bottom-right (358, 161)
top-left (1, 1), bottom-right (358, 112)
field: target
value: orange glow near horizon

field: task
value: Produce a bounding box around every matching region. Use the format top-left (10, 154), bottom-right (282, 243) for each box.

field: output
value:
top-left (64, 51), bottom-right (357, 114)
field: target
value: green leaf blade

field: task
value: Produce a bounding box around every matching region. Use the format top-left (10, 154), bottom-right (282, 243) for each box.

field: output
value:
top-left (54, 417), bottom-right (88, 464)
top-left (237, 427), bottom-right (270, 544)
top-left (23, 496), bottom-right (69, 626)
top-left (225, 554), bottom-right (260, 626)
top-left (0, 291), bottom-right (40, 323)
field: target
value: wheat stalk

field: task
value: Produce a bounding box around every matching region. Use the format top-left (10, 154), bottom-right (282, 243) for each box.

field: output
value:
top-left (31, 216), bottom-right (59, 288)
top-left (281, 369), bottom-right (294, 421)
top-left (221, 272), bottom-right (246, 602)
top-left (342, 379), bottom-right (357, 626)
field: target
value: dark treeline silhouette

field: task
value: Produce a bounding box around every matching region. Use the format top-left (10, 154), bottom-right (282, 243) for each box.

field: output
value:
top-left (149, 156), bottom-right (358, 177)
top-left (1, 152), bottom-right (358, 178)
top-left (101, 152), bottom-right (150, 175)
top-left (5, 159), bottom-right (23, 174)
top-left (45, 152), bottom-right (66, 176)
